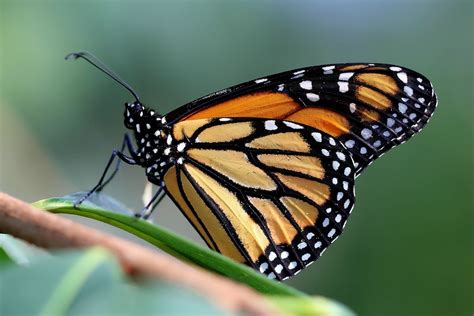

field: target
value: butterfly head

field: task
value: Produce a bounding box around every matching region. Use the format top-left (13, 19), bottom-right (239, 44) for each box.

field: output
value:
top-left (125, 101), bottom-right (145, 128)
top-left (124, 101), bottom-right (168, 167)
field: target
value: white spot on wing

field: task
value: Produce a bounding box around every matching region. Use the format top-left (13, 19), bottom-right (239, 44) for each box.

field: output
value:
top-left (177, 142), bottom-right (186, 152)
top-left (345, 140), bottom-right (355, 148)
top-left (349, 103), bottom-right (356, 113)
top-left (397, 72), bottom-right (408, 83)
top-left (322, 218), bottom-right (329, 227)
top-left (283, 121), bottom-right (303, 129)
top-left (299, 80), bottom-right (312, 90)
top-left (344, 199), bottom-right (351, 209)
top-left (336, 152), bottom-right (346, 161)
top-left (344, 167), bottom-right (351, 176)
top-left (306, 93), bottom-right (320, 102)
top-left (275, 264), bottom-right (283, 274)
top-left (312, 132), bottom-right (322, 142)
top-left (264, 120), bottom-right (277, 131)
top-left (387, 118), bottom-right (395, 127)
top-left (322, 65), bottom-right (335, 74)
top-left (339, 72), bottom-right (354, 81)
top-left (328, 229), bottom-right (336, 238)
top-left (398, 103), bottom-right (408, 114)
top-left (404, 86), bottom-right (414, 96)
top-left (338, 81), bottom-right (349, 93)
top-left (342, 181), bottom-right (349, 190)
top-left (255, 78), bottom-right (268, 84)
top-left (361, 128), bottom-right (372, 140)
top-left (298, 242), bottom-right (307, 249)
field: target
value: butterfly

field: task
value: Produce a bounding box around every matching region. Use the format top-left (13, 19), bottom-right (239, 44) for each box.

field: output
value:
top-left (67, 52), bottom-right (437, 281)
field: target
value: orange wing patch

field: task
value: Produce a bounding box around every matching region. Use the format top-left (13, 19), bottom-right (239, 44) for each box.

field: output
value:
top-left (286, 108), bottom-right (350, 137)
top-left (173, 119), bottom-right (210, 141)
top-left (182, 92), bottom-right (301, 121)
top-left (358, 107), bottom-right (381, 122)
top-left (163, 167), bottom-right (216, 250)
top-left (275, 173), bottom-right (330, 205)
top-left (355, 86), bottom-right (392, 110)
top-left (279, 196), bottom-right (320, 229)
top-left (187, 149), bottom-right (277, 190)
top-left (179, 169), bottom-right (246, 263)
top-left (183, 163), bottom-right (270, 262)
top-left (355, 73), bottom-right (399, 96)
top-left (248, 197), bottom-right (298, 245)
top-left (257, 154), bottom-right (325, 179)
top-left (246, 132), bottom-right (311, 152)
top-left (195, 122), bottom-right (254, 143)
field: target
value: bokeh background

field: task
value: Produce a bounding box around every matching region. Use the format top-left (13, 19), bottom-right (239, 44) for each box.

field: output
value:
top-left (1, 1), bottom-right (472, 315)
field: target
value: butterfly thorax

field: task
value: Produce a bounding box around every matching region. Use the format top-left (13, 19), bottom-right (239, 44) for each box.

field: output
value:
top-left (124, 102), bottom-right (175, 184)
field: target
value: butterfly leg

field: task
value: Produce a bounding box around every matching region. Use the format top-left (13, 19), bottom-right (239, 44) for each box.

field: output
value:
top-left (96, 133), bottom-right (137, 192)
top-left (135, 185), bottom-right (166, 219)
top-left (74, 135), bottom-right (137, 208)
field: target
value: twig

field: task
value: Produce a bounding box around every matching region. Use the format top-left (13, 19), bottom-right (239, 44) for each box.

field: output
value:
top-left (0, 192), bottom-right (281, 316)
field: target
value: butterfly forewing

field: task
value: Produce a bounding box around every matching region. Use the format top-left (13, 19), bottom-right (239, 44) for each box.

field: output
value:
top-left (163, 117), bottom-right (356, 280)
top-left (165, 63), bottom-right (437, 175)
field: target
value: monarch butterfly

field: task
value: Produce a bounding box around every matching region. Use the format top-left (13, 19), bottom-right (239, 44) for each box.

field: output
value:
top-left (67, 52), bottom-right (437, 281)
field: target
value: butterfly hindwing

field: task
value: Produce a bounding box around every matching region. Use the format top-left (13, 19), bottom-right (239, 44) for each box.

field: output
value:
top-left (163, 117), bottom-right (356, 280)
top-left (165, 63), bottom-right (437, 175)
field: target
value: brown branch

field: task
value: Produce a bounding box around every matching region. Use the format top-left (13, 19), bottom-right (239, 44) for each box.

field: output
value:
top-left (0, 193), bottom-right (281, 316)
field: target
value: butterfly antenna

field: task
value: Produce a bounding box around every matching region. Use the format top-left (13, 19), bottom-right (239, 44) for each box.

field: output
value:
top-left (65, 51), bottom-right (140, 102)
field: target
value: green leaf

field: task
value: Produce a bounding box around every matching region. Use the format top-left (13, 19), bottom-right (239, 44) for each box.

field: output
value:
top-left (267, 295), bottom-right (355, 316)
top-left (40, 247), bottom-right (116, 315)
top-left (33, 194), bottom-right (304, 297)
top-left (0, 247), bottom-right (13, 267)
top-left (0, 234), bottom-right (49, 267)
top-left (0, 248), bottom-right (223, 315)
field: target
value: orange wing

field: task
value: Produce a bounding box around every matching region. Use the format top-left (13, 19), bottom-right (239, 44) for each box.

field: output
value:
top-left (163, 117), bottom-right (356, 280)
top-left (164, 63), bottom-right (437, 175)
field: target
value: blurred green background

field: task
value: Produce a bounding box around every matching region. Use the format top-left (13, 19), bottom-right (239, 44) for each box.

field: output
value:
top-left (1, 1), bottom-right (472, 315)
